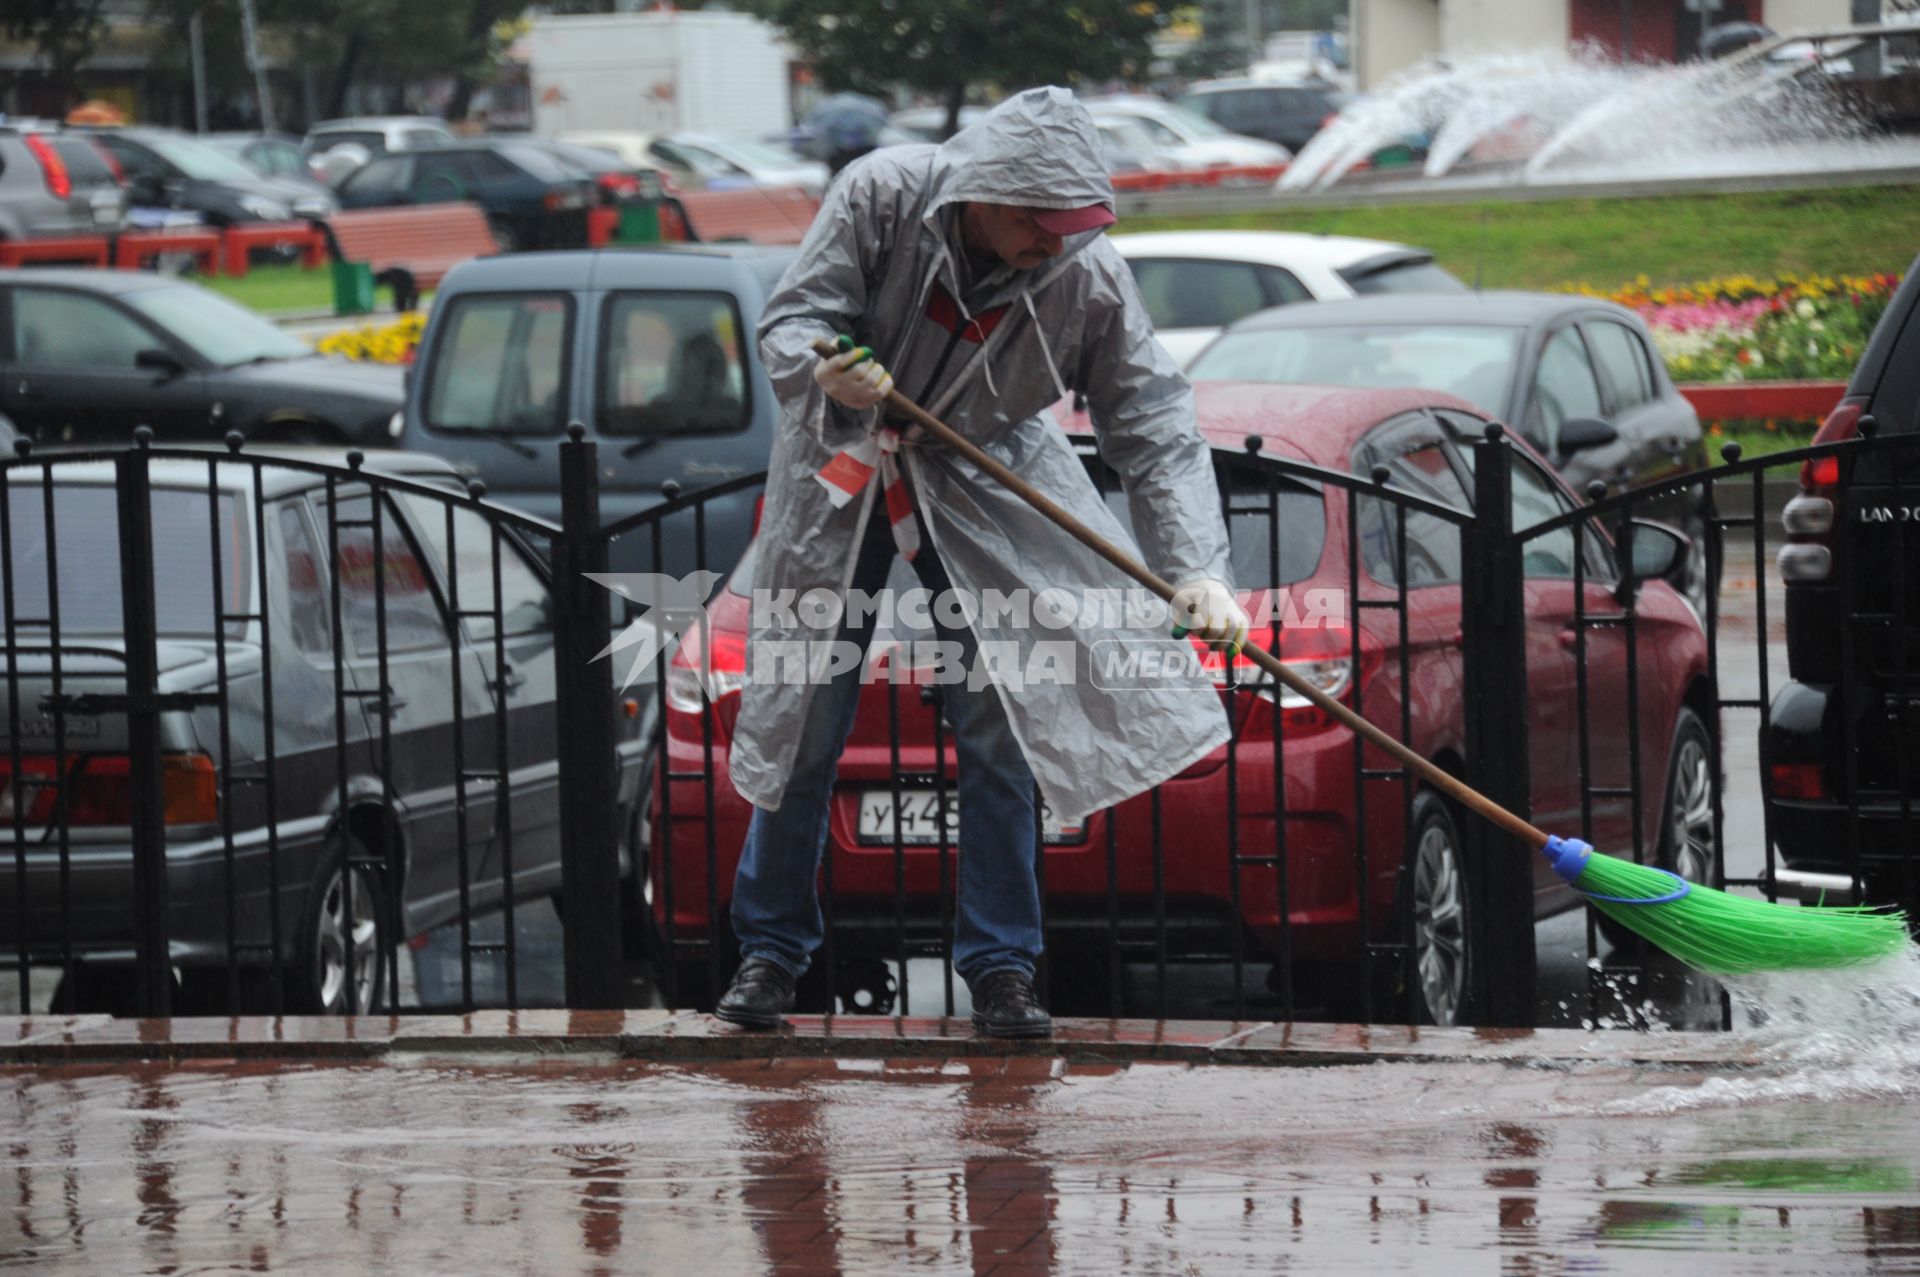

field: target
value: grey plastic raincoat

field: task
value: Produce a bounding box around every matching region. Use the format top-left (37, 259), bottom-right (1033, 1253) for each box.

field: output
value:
top-left (732, 86), bottom-right (1233, 823)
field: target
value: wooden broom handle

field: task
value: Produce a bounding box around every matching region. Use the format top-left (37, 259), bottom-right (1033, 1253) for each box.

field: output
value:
top-left (810, 336), bottom-right (1549, 848)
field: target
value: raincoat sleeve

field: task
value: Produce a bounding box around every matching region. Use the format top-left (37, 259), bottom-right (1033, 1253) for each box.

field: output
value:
top-left (756, 153), bottom-right (919, 447)
top-left (1073, 242), bottom-right (1233, 588)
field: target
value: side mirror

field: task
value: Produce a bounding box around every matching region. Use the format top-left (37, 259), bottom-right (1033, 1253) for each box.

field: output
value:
top-left (1557, 416), bottom-right (1619, 455)
top-left (135, 348), bottom-right (186, 380)
top-left (1615, 518), bottom-right (1688, 605)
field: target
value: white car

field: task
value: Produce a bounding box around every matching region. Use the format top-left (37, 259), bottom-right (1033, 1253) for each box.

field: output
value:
top-left (1109, 230), bottom-right (1467, 367)
top-left (653, 133), bottom-right (828, 197)
top-left (1083, 95), bottom-right (1291, 174)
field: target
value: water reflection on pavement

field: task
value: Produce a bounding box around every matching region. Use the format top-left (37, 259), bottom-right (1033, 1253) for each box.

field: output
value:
top-left (6, 1049), bottom-right (1920, 1274)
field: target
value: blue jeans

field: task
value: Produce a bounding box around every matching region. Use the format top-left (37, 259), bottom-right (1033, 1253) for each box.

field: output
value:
top-left (730, 506), bottom-right (1043, 986)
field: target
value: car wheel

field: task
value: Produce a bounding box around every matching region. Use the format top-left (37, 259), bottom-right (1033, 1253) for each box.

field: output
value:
top-left (1600, 707), bottom-right (1717, 951)
top-left (291, 835), bottom-right (388, 1015)
top-left (1406, 790), bottom-right (1473, 1026)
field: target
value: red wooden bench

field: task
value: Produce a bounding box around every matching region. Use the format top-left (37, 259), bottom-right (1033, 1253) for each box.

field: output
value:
top-left (221, 221), bottom-right (328, 277)
top-left (113, 228), bottom-right (223, 274)
top-left (316, 202), bottom-right (499, 311)
top-left (0, 234), bottom-right (111, 267)
top-left (674, 186), bottom-right (821, 245)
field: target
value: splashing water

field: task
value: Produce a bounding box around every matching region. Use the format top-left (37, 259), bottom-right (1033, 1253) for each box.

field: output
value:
top-left (1281, 46), bottom-right (1875, 192)
top-left (1609, 942), bottom-right (1920, 1116)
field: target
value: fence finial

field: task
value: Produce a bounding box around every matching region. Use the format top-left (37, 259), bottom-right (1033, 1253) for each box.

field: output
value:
top-left (661, 479), bottom-right (681, 499)
top-left (133, 424), bottom-right (153, 449)
top-left (346, 450), bottom-right (364, 470)
top-left (466, 478), bottom-right (487, 499)
top-left (1586, 479), bottom-right (1608, 501)
top-left (12, 438), bottom-right (30, 458)
top-left (1483, 422), bottom-right (1503, 443)
top-left (1243, 434), bottom-right (1262, 455)
top-left (567, 421), bottom-right (587, 443)
top-left (1371, 464), bottom-right (1391, 487)
top-left (225, 431), bottom-right (246, 453)
top-left (1720, 442), bottom-right (1743, 463)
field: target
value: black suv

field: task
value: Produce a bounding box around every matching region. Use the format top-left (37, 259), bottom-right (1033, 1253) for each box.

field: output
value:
top-left (1768, 253), bottom-right (1920, 908)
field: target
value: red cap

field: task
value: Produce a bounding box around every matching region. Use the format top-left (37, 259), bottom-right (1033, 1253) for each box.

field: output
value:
top-left (1028, 203), bottom-right (1116, 235)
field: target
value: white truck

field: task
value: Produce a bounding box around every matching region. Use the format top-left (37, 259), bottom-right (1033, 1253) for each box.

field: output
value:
top-left (527, 11), bottom-right (795, 138)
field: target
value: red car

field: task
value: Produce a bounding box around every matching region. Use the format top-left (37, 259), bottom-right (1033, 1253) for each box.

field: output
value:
top-left (640, 383), bottom-right (1712, 1024)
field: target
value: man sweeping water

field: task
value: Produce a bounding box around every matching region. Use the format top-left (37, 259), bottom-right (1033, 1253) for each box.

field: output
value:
top-left (715, 87), bottom-right (1250, 1037)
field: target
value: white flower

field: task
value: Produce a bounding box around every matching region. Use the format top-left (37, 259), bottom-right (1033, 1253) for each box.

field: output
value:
top-left (1795, 298), bottom-right (1817, 319)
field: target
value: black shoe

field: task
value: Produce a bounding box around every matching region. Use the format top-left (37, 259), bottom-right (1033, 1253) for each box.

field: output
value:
top-left (969, 969), bottom-right (1052, 1039)
top-left (715, 957), bottom-right (798, 1028)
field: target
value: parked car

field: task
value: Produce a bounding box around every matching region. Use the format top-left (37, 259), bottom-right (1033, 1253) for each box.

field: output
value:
top-left (642, 383), bottom-right (1713, 1024)
top-left (395, 244), bottom-right (794, 577)
top-left (1110, 230), bottom-right (1467, 366)
top-left (198, 130), bottom-right (311, 181)
top-left (302, 115), bottom-right (456, 185)
top-left (557, 130), bottom-right (695, 189)
top-left (1082, 94), bottom-right (1292, 171)
top-left (86, 126), bottom-right (335, 224)
top-left (1184, 291), bottom-right (1713, 606)
top-left (507, 136), bottom-right (666, 202)
top-left (1178, 77), bottom-right (1354, 153)
top-left (0, 449), bottom-right (649, 1014)
top-left (0, 269), bottom-right (403, 446)
top-left (1769, 252), bottom-right (1920, 911)
top-left (652, 134), bottom-right (828, 197)
top-left (0, 121), bottom-right (127, 241)
top-left (334, 139), bottom-right (596, 252)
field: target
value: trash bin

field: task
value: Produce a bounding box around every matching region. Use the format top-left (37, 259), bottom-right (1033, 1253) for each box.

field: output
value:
top-left (331, 259), bottom-right (375, 316)
top-left (616, 201), bottom-right (661, 245)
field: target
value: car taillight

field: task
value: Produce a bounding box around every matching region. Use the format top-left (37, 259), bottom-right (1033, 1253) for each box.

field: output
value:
top-left (0, 753), bottom-right (219, 826)
top-left (1198, 620), bottom-right (1369, 726)
top-left (24, 135), bottom-right (72, 200)
top-left (750, 495), bottom-right (766, 538)
top-left (597, 172), bottom-right (641, 197)
top-left (1779, 398), bottom-right (1865, 583)
top-left (666, 623), bottom-right (748, 713)
top-left (1799, 398), bottom-right (1864, 494)
top-left (1769, 761), bottom-right (1828, 801)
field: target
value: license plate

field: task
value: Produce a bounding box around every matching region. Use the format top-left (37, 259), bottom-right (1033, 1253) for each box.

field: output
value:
top-left (856, 788), bottom-right (1082, 845)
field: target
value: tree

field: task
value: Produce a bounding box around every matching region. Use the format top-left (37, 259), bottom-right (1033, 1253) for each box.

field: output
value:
top-left (3, 0), bottom-right (111, 96)
top-left (739, 0), bottom-right (1183, 138)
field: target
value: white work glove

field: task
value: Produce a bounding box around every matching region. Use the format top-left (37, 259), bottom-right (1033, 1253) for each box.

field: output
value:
top-left (1171, 578), bottom-right (1250, 653)
top-left (813, 343), bottom-right (894, 411)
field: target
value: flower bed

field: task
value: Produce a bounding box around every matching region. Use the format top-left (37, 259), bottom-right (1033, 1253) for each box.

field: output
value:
top-left (1565, 272), bottom-right (1900, 385)
top-left (312, 312), bottom-right (427, 364)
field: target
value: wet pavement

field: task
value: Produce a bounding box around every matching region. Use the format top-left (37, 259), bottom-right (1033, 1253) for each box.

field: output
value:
top-left (6, 948), bottom-right (1920, 1274)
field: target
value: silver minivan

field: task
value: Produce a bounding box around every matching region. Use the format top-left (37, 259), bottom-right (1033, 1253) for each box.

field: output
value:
top-left (396, 244), bottom-right (794, 579)
top-left (0, 123), bottom-right (126, 240)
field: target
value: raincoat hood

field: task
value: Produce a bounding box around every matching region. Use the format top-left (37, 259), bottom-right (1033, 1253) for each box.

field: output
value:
top-left (929, 87), bottom-right (1116, 225)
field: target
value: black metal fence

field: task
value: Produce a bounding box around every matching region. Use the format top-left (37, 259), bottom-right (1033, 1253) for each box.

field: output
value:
top-left (4, 422), bottom-right (1916, 1026)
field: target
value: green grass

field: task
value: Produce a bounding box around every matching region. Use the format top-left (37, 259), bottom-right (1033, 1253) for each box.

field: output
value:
top-left (203, 264), bottom-right (336, 314)
top-left (1124, 184), bottom-right (1920, 292)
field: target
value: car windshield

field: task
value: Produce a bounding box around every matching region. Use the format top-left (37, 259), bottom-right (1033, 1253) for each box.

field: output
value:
top-left (1189, 324), bottom-right (1522, 419)
top-left (141, 133), bottom-right (262, 182)
top-left (6, 485), bottom-right (248, 638)
top-left (123, 285), bottom-right (312, 368)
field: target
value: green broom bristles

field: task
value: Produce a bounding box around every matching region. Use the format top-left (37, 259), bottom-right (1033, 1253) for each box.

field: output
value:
top-left (1542, 836), bottom-right (1911, 975)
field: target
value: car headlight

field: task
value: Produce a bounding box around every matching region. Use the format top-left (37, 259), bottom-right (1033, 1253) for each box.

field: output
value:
top-left (239, 194), bottom-right (292, 220)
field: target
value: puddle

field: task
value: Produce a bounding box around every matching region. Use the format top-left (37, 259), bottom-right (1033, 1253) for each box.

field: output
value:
top-left (7, 1026), bottom-right (1920, 1273)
